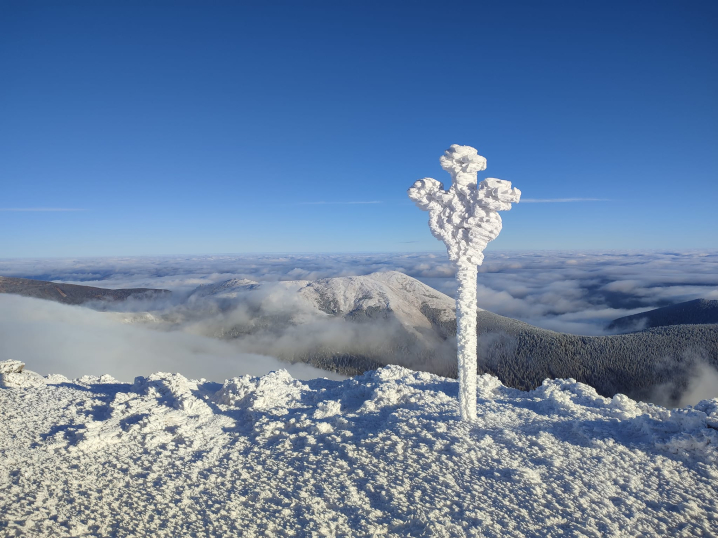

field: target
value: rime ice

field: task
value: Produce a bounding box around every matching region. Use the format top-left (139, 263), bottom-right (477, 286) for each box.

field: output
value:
top-left (409, 144), bottom-right (520, 420)
top-left (408, 145), bottom-right (520, 267)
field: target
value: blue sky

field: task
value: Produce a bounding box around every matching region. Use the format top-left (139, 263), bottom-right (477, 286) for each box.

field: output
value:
top-left (1, 0), bottom-right (716, 257)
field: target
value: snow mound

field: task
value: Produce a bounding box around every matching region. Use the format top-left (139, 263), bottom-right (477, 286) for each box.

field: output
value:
top-left (0, 360), bottom-right (25, 374)
top-left (1, 364), bottom-right (717, 536)
top-left (214, 369), bottom-right (307, 412)
top-left (0, 359), bottom-right (45, 388)
top-left (531, 378), bottom-right (718, 455)
top-left (69, 372), bottom-right (228, 453)
top-left (133, 372), bottom-right (214, 415)
top-left (695, 399), bottom-right (718, 429)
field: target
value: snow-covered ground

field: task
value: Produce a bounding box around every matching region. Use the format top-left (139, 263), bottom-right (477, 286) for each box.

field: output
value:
top-left (1, 361), bottom-right (717, 537)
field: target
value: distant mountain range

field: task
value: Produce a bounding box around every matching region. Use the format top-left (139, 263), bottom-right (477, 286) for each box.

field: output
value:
top-left (608, 299), bottom-right (718, 332)
top-left (3, 271), bottom-right (716, 405)
top-left (0, 275), bottom-right (170, 305)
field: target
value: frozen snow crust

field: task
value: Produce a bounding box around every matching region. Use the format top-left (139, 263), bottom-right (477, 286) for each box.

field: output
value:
top-left (1, 362), bottom-right (717, 537)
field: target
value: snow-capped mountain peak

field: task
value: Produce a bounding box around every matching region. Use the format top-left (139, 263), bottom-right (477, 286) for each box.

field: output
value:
top-left (190, 278), bottom-right (261, 299)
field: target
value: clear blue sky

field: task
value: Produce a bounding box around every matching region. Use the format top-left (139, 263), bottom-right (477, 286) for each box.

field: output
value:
top-left (1, 0), bottom-right (716, 257)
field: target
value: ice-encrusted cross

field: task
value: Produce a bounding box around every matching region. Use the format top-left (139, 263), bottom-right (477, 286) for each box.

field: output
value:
top-left (408, 144), bottom-right (521, 268)
top-left (408, 144), bottom-right (520, 421)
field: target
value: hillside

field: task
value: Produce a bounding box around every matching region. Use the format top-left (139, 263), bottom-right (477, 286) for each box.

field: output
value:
top-left (10, 271), bottom-right (716, 405)
top-left (608, 298), bottom-right (718, 332)
top-left (472, 313), bottom-right (718, 404)
top-left (180, 271), bottom-right (461, 376)
top-left (0, 275), bottom-right (170, 305)
top-left (1, 360), bottom-right (715, 537)
top-left (190, 271), bottom-right (456, 329)
top-left (183, 272), bottom-right (718, 404)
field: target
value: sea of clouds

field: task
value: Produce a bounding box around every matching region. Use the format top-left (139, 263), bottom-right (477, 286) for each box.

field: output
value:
top-left (1, 251), bottom-right (717, 396)
top-left (0, 293), bottom-right (344, 383)
top-left (2, 249), bottom-right (717, 335)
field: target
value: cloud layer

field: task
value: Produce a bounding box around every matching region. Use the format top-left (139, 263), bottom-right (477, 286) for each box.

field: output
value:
top-left (2, 250), bottom-right (716, 336)
top-left (1, 251), bottom-right (716, 403)
top-left (0, 295), bottom-right (343, 383)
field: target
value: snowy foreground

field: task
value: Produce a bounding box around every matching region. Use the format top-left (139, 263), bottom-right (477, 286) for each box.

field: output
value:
top-left (1, 362), bottom-right (717, 537)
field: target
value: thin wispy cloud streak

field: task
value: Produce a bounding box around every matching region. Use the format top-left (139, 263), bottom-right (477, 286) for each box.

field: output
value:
top-left (521, 198), bottom-right (610, 203)
top-left (0, 208), bottom-right (87, 212)
top-left (297, 201), bottom-right (383, 205)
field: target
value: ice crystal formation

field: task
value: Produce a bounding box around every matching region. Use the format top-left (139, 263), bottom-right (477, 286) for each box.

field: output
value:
top-left (408, 144), bottom-right (520, 420)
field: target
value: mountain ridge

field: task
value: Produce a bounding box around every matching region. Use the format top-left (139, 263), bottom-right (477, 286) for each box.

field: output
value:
top-left (0, 275), bottom-right (170, 305)
top-left (5, 271), bottom-right (716, 405)
top-left (608, 298), bottom-right (718, 332)
top-left (186, 271), bottom-right (718, 404)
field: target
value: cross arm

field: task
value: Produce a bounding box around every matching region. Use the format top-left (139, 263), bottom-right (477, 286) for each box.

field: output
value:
top-left (408, 178), bottom-right (450, 210)
top-left (477, 178), bottom-right (521, 212)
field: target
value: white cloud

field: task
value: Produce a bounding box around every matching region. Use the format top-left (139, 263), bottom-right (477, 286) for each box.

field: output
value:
top-left (0, 295), bottom-right (343, 383)
top-left (296, 201), bottom-right (382, 205)
top-left (520, 198), bottom-right (610, 203)
top-left (1, 250), bottom-right (716, 336)
top-left (0, 208), bottom-right (86, 212)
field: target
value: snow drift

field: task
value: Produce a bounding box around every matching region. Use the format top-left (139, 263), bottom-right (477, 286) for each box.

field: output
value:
top-left (1, 360), bottom-right (716, 537)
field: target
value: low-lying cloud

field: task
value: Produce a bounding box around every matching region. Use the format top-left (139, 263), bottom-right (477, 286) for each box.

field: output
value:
top-left (1, 251), bottom-right (716, 404)
top-left (107, 281), bottom-right (458, 379)
top-left (0, 295), bottom-right (344, 383)
top-left (644, 349), bottom-right (718, 407)
top-left (2, 250), bottom-right (715, 335)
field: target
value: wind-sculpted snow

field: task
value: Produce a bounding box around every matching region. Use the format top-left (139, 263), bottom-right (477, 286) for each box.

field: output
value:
top-left (0, 361), bottom-right (46, 388)
top-left (1, 360), bottom-right (716, 537)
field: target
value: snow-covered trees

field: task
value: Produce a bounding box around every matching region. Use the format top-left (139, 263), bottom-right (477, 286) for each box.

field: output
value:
top-left (408, 145), bottom-right (520, 420)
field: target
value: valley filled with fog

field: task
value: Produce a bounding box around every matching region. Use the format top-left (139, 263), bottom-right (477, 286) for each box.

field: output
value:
top-left (2, 251), bottom-right (717, 406)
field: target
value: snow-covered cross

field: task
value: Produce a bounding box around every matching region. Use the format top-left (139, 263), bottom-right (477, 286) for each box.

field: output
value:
top-left (408, 144), bottom-right (520, 421)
